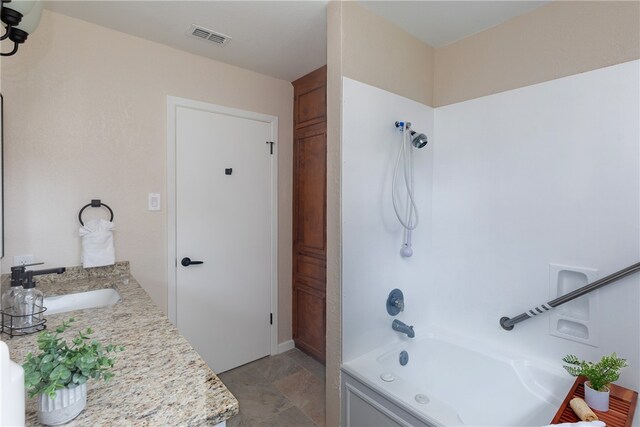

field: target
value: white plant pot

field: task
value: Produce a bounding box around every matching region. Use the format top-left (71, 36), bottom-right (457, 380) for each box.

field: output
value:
top-left (37, 383), bottom-right (87, 425)
top-left (584, 381), bottom-right (610, 412)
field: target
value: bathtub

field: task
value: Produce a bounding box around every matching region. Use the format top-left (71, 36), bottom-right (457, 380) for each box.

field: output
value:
top-left (341, 329), bottom-right (575, 426)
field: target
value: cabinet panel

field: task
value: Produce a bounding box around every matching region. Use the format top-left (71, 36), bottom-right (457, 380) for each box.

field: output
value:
top-left (295, 253), bottom-right (326, 286)
top-left (293, 125), bottom-right (327, 254)
top-left (296, 86), bottom-right (326, 128)
top-left (293, 285), bottom-right (326, 362)
top-left (293, 65), bottom-right (327, 129)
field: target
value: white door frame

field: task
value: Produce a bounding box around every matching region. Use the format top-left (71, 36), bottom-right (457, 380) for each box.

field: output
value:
top-left (166, 95), bottom-right (279, 356)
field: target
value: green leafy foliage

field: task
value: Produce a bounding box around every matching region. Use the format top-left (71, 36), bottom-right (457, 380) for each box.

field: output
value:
top-left (22, 318), bottom-right (124, 398)
top-left (562, 353), bottom-right (628, 392)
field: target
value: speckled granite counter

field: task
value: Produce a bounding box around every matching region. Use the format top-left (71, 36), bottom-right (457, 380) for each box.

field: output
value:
top-left (1, 262), bottom-right (239, 426)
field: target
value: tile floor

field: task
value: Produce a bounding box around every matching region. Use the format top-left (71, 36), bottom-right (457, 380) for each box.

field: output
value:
top-left (219, 348), bottom-right (326, 427)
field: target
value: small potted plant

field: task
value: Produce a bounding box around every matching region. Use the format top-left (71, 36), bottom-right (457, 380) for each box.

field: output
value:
top-left (22, 318), bottom-right (124, 425)
top-left (562, 353), bottom-right (628, 412)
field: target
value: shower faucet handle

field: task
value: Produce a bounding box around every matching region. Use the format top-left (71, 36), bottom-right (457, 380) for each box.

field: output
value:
top-left (386, 288), bottom-right (405, 316)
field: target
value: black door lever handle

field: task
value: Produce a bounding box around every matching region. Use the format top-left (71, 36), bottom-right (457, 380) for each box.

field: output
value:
top-left (181, 257), bottom-right (204, 267)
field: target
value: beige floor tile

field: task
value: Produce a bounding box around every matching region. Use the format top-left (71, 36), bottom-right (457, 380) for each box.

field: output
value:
top-left (227, 382), bottom-right (293, 419)
top-left (251, 353), bottom-right (304, 383)
top-left (259, 406), bottom-right (316, 427)
top-left (227, 411), bottom-right (262, 427)
top-left (273, 369), bottom-right (326, 426)
top-left (219, 360), bottom-right (270, 387)
top-left (284, 349), bottom-right (326, 381)
top-left (222, 349), bottom-right (326, 427)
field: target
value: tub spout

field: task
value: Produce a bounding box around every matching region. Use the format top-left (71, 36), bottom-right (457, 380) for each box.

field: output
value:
top-left (392, 319), bottom-right (415, 338)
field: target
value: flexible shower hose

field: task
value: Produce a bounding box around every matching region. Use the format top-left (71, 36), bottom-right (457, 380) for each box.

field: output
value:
top-left (392, 127), bottom-right (419, 231)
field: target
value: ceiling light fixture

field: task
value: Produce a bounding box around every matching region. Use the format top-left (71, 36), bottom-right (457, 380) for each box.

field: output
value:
top-left (1, 0), bottom-right (43, 56)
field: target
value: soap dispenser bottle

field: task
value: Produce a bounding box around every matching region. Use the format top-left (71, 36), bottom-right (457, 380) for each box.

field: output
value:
top-left (13, 271), bottom-right (44, 332)
top-left (1, 266), bottom-right (26, 329)
top-left (1, 283), bottom-right (21, 315)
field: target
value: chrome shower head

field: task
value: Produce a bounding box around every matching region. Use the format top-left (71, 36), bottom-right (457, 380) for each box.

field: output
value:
top-left (395, 120), bottom-right (428, 148)
top-left (410, 130), bottom-right (428, 149)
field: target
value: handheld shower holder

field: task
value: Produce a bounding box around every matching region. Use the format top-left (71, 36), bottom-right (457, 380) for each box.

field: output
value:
top-left (395, 121), bottom-right (411, 131)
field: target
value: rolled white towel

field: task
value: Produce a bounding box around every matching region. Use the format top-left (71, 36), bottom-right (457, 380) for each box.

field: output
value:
top-left (542, 421), bottom-right (606, 427)
top-left (80, 218), bottom-right (115, 268)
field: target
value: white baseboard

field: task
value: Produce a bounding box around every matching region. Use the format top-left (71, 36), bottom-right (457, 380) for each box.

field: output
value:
top-left (277, 339), bottom-right (295, 354)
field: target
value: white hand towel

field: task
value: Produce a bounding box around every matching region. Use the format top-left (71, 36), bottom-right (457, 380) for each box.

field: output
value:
top-left (79, 219), bottom-right (115, 268)
top-left (542, 421), bottom-right (606, 427)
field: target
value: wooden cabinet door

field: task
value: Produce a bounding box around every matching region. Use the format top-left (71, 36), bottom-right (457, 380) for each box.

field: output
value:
top-left (293, 283), bottom-right (326, 360)
top-left (294, 66), bottom-right (327, 129)
top-left (292, 66), bottom-right (327, 363)
top-left (293, 122), bottom-right (327, 258)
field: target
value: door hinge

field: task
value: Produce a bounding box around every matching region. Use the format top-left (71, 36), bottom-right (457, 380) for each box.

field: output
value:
top-left (266, 141), bottom-right (274, 155)
top-left (270, 313), bottom-right (273, 325)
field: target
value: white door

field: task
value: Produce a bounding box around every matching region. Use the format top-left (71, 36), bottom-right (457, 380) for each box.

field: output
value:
top-left (175, 104), bottom-right (274, 373)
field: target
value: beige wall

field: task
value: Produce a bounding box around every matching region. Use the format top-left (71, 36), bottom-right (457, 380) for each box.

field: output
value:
top-left (326, 4), bottom-right (343, 426)
top-left (342, 2), bottom-right (435, 107)
top-left (337, 1), bottom-right (640, 108)
top-left (0, 10), bottom-right (294, 344)
top-left (435, 1), bottom-right (640, 106)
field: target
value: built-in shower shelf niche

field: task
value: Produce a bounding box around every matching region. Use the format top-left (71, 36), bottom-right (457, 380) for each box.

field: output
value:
top-left (549, 264), bottom-right (600, 347)
top-left (556, 319), bottom-right (589, 340)
top-left (556, 270), bottom-right (590, 321)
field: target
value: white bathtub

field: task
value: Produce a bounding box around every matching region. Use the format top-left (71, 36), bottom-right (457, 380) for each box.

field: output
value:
top-left (342, 329), bottom-right (574, 426)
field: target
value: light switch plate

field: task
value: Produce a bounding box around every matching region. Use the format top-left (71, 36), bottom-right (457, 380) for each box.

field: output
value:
top-left (148, 193), bottom-right (161, 211)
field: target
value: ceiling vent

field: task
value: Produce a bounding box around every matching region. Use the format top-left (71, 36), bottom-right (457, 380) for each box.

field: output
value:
top-left (185, 24), bottom-right (231, 47)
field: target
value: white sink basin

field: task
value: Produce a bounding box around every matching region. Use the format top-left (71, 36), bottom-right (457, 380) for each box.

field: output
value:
top-left (44, 288), bottom-right (121, 315)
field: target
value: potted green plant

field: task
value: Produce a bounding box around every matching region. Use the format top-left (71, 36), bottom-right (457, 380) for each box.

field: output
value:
top-left (22, 318), bottom-right (124, 425)
top-left (562, 353), bottom-right (627, 412)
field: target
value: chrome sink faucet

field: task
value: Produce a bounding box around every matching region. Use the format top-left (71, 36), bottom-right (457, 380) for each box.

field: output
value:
top-left (392, 319), bottom-right (415, 338)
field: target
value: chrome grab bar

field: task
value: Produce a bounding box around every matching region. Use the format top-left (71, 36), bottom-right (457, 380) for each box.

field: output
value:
top-left (500, 261), bottom-right (640, 330)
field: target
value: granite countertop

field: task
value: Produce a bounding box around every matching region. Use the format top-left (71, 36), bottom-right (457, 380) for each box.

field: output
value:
top-left (1, 262), bottom-right (239, 426)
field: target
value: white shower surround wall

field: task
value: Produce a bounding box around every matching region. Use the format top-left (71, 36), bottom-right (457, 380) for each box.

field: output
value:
top-left (342, 77), bottom-right (435, 363)
top-left (431, 60), bottom-right (640, 391)
top-left (342, 59), bottom-right (640, 415)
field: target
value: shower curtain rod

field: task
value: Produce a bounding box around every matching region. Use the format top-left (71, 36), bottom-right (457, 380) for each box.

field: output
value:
top-left (500, 261), bottom-right (640, 330)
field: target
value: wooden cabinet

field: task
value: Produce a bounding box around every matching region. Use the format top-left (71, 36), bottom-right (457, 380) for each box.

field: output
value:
top-left (292, 66), bottom-right (327, 363)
